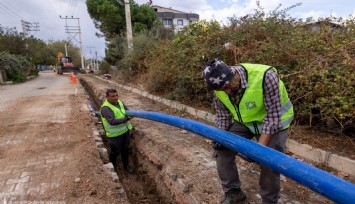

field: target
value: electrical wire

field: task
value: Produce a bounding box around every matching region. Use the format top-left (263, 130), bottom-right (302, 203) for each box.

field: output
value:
top-left (0, 2), bottom-right (25, 21)
top-left (0, 1), bottom-right (41, 37)
top-left (71, 0), bottom-right (79, 16)
top-left (2, 0), bottom-right (37, 22)
top-left (65, 0), bottom-right (71, 17)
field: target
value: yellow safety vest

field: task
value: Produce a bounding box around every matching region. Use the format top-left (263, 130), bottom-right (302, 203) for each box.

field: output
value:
top-left (214, 63), bottom-right (294, 134)
top-left (100, 99), bottom-right (133, 137)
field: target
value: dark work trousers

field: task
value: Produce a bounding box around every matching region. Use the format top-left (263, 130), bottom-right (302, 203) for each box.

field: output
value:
top-left (106, 131), bottom-right (131, 169)
top-left (215, 122), bottom-right (288, 204)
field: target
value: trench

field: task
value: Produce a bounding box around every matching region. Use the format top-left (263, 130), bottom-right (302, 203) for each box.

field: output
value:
top-left (77, 76), bottom-right (350, 204)
top-left (81, 79), bottom-right (172, 204)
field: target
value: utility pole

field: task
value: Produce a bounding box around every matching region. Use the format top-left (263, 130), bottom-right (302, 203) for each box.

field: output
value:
top-left (59, 16), bottom-right (85, 69)
top-left (21, 20), bottom-right (40, 58)
top-left (124, 0), bottom-right (133, 51)
top-left (95, 49), bottom-right (98, 70)
top-left (116, 0), bottom-right (133, 71)
top-left (117, 0), bottom-right (133, 51)
top-left (21, 20), bottom-right (40, 36)
top-left (65, 43), bottom-right (68, 56)
top-left (87, 46), bottom-right (95, 70)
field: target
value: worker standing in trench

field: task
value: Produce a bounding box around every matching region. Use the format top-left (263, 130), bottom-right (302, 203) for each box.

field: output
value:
top-left (100, 88), bottom-right (135, 173)
top-left (202, 58), bottom-right (294, 204)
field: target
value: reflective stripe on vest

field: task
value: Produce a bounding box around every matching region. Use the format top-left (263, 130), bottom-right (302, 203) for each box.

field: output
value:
top-left (214, 63), bottom-right (294, 134)
top-left (100, 99), bottom-right (132, 137)
top-left (244, 101), bottom-right (294, 134)
top-left (106, 125), bottom-right (128, 135)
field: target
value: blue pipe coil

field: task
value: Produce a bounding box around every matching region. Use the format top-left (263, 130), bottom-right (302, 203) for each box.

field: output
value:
top-left (126, 110), bottom-right (355, 203)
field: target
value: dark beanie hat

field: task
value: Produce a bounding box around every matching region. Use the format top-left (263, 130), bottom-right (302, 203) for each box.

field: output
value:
top-left (203, 58), bottom-right (235, 90)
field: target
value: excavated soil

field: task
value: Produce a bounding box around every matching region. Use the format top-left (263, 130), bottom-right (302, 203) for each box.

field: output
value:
top-left (80, 75), bottom-right (343, 204)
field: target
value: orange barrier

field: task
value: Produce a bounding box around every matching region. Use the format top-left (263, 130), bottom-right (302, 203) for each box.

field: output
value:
top-left (71, 72), bottom-right (77, 84)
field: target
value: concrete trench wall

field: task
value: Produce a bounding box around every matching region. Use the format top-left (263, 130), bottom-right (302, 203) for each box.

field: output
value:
top-left (80, 77), bottom-right (222, 203)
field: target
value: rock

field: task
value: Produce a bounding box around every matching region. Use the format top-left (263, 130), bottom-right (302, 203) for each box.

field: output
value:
top-left (179, 130), bottom-right (188, 134)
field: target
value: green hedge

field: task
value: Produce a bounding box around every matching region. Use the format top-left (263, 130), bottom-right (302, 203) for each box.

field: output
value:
top-left (0, 52), bottom-right (31, 83)
top-left (139, 11), bottom-right (354, 134)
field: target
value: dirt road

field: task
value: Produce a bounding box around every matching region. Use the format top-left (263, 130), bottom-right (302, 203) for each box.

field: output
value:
top-left (0, 72), bottom-right (121, 203)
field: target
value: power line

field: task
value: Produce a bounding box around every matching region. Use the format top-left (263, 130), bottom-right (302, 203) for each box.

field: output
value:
top-left (59, 0), bottom-right (62, 16)
top-left (71, 0), bottom-right (79, 16)
top-left (0, 4), bottom-right (40, 38)
top-left (59, 0), bottom-right (83, 26)
top-left (0, 2), bottom-right (24, 20)
top-left (65, 0), bottom-right (71, 17)
top-left (2, 0), bottom-right (36, 22)
top-left (69, 0), bottom-right (76, 16)
top-left (66, 0), bottom-right (72, 16)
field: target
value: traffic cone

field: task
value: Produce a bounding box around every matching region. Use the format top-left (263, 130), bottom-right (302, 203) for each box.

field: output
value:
top-left (71, 74), bottom-right (77, 84)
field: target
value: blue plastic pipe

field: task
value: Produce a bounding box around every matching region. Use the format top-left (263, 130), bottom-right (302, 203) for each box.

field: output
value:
top-left (126, 110), bottom-right (355, 203)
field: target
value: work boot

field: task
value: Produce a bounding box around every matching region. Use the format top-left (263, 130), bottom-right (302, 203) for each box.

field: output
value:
top-left (220, 188), bottom-right (247, 204)
top-left (124, 166), bottom-right (135, 173)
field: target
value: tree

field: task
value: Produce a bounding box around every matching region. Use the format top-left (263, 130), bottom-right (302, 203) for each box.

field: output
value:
top-left (86, 0), bottom-right (157, 39)
top-left (27, 37), bottom-right (50, 65)
top-left (0, 24), bottom-right (55, 65)
top-left (47, 40), bottom-right (81, 66)
top-left (0, 25), bottom-right (27, 56)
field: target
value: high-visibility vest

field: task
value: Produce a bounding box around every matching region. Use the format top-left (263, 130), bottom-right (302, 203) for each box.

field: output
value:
top-left (214, 63), bottom-right (294, 134)
top-left (100, 99), bottom-right (133, 137)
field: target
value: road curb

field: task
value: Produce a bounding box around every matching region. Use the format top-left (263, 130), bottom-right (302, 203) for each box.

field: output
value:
top-left (85, 101), bottom-right (130, 202)
top-left (286, 139), bottom-right (355, 177)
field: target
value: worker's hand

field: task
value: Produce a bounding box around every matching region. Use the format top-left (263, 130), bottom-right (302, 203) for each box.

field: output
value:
top-left (211, 141), bottom-right (226, 150)
top-left (127, 116), bottom-right (134, 120)
top-left (258, 133), bottom-right (271, 146)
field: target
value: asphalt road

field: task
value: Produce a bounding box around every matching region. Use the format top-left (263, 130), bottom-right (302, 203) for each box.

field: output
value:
top-left (0, 71), bottom-right (76, 112)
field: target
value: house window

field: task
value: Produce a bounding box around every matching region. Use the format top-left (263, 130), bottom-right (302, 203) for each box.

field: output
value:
top-left (162, 19), bottom-right (173, 26)
top-left (177, 20), bottom-right (183, 26)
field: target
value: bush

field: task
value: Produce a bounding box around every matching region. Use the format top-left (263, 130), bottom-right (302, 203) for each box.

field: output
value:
top-left (29, 68), bottom-right (39, 76)
top-left (79, 69), bottom-right (87, 74)
top-left (7, 69), bottom-right (26, 82)
top-left (140, 4), bottom-right (354, 134)
top-left (99, 61), bottom-right (111, 74)
top-left (144, 20), bottom-right (225, 105)
top-left (115, 31), bottom-right (160, 80)
top-left (0, 52), bottom-right (31, 83)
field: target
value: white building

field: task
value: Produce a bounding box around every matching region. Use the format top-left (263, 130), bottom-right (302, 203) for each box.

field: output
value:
top-left (152, 5), bottom-right (199, 33)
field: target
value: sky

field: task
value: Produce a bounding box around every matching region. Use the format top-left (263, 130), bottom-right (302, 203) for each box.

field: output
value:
top-left (0, 0), bottom-right (354, 61)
